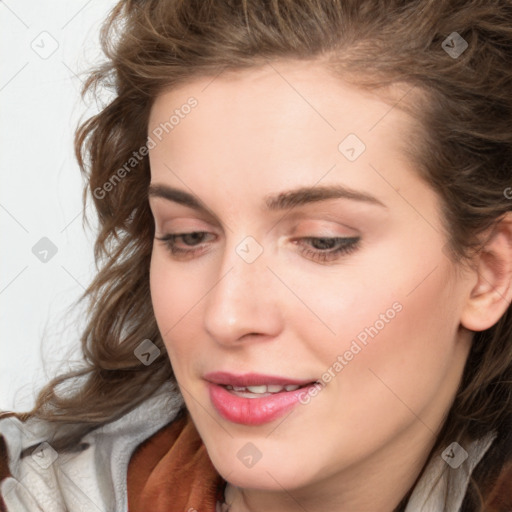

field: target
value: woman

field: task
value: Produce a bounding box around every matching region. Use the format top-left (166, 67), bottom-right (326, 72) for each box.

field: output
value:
top-left (1, 0), bottom-right (511, 511)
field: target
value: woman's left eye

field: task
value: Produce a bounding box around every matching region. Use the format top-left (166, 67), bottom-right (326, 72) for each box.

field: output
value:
top-left (294, 236), bottom-right (360, 262)
top-left (155, 232), bottom-right (361, 263)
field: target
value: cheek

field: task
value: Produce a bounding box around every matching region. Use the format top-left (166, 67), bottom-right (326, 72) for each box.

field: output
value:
top-left (327, 259), bottom-right (460, 429)
top-left (149, 253), bottom-right (202, 362)
top-left (298, 240), bottom-right (459, 402)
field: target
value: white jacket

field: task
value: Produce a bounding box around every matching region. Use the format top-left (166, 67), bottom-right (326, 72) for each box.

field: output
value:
top-left (0, 381), bottom-right (496, 512)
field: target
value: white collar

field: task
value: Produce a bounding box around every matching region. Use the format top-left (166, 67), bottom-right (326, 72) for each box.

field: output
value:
top-left (405, 430), bottom-right (497, 511)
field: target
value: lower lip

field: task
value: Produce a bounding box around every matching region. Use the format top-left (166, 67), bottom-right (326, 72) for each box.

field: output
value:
top-left (207, 382), bottom-right (317, 425)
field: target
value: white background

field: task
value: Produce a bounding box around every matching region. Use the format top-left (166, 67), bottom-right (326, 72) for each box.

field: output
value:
top-left (1, 1), bottom-right (118, 411)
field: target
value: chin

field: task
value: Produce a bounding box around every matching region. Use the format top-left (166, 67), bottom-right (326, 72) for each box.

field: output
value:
top-left (207, 444), bottom-right (314, 491)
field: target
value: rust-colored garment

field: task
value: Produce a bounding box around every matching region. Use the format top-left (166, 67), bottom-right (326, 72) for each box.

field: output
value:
top-left (127, 410), bottom-right (226, 512)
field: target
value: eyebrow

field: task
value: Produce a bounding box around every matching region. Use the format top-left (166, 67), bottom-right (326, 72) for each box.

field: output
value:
top-left (147, 183), bottom-right (386, 214)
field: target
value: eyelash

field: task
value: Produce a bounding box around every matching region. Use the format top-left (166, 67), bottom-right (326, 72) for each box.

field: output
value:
top-left (155, 232), bottom-right (360, 263)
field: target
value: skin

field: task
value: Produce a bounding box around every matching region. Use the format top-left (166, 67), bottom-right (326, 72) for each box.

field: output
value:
top-left (147, 60), bottom-right (512, 512)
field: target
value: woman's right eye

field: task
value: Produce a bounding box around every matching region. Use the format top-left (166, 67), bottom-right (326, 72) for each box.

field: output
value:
top-left (155, 232), bottom-right (215, 258)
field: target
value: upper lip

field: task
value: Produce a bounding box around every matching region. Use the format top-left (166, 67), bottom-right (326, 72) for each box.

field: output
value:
top-left (204, 371), bottom-right (317, 387)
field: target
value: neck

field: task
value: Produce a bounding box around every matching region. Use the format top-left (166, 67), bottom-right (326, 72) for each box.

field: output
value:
top-left (221, 420), bottom-right (437, 512)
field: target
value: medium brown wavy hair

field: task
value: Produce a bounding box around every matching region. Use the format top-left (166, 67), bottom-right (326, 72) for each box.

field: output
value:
top-left (3, 1), bottom-right (512, 510)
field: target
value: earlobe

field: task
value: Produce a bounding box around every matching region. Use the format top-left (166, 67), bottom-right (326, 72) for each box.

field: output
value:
top-left (460, 212), bottom-right (512, 332)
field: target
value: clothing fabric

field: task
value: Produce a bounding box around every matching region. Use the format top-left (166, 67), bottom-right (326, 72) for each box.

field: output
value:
top-left (0, 382), bottom-right (184, 512)
top-left (0, 380), bottom-right (510, 511)
top-left (126, 408), bottom-right (225, 512)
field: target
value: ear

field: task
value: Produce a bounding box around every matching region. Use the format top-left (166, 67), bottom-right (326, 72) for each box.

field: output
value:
top-left (460, 212), bottom-right (512, 332)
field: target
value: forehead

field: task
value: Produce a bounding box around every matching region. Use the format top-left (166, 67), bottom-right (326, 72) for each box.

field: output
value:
top-left (149, 60), bottom-right (417, 156)
top-left (147, 60), bottom-right (425, 211)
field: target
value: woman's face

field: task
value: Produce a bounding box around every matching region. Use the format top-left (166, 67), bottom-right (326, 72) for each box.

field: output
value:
top-left (148, 61), bottom-right (474, 505)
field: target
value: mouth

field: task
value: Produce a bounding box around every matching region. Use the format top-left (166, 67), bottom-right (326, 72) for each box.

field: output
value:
top-left (220, 382), bottom-right (316, 398)
top-left (203, 372), bottom-right (318, 394)
top-left (204, 372), bottom-right (320, 425)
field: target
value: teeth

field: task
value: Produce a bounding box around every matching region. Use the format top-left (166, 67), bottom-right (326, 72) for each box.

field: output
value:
top-left (224, 383), bottom-right (304, 394)
top-left (246, 385), bottom-right (268, 394)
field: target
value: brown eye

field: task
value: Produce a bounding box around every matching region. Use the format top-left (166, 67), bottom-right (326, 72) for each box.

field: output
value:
top-left (155, 231), bottom-right (215, 258)
top-left (295, 236), bottom-right (360, 263)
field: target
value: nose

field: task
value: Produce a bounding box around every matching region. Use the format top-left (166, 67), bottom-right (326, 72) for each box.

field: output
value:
top-left (202, 237), bottom-right (283, 346)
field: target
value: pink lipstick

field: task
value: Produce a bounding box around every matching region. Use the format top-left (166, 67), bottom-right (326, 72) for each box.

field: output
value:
top-left (204, 372), bottom-right (318, 425)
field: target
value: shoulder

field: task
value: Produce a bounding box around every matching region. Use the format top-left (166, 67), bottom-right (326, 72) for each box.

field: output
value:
top-left (0, 381), bottom-right (184, 512)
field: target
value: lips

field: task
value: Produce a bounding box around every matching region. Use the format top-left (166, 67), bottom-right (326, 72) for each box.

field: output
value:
top-left (204, 371), bottom-right (319, 425)
top-left (203, 371), bottom-right (316, 388)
